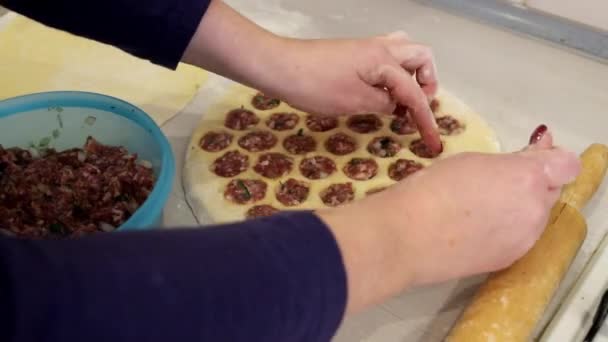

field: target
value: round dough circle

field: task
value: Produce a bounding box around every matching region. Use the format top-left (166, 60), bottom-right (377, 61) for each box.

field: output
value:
top-left (184, 84), bottom-right (500, 224)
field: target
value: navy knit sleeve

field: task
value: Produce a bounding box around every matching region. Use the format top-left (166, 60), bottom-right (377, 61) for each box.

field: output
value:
top-left (0, 211), bottom-right (348, 342)
top-left (0, 0), bottom-right (211, 69)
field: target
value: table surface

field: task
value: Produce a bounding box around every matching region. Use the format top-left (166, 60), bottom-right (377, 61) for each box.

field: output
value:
top-left (3, 1), bottom-right (608, 340)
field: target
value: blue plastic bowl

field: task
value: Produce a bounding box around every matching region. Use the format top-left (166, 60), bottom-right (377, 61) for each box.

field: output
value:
top-left (0, 91), bottom-right (175, 231)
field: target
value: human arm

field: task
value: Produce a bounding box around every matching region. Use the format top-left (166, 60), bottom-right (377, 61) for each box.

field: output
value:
top-left (0, 212), bottom-right (347, 342)
top-left (182, 0), bottom-right (441, 151)
top-left (0, 129), bottom-right (581, 342)
top-left (0, 0), bottom-right (441, 152)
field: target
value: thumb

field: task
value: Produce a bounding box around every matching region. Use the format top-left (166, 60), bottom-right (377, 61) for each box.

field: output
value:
top-left (524, 148), bottom-right (581, 189)
top-left (524, 124), bottom-right (553, 151)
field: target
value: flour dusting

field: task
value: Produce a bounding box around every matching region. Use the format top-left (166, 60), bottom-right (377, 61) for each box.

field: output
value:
top-left (224, 0), bottom-right (317, 38)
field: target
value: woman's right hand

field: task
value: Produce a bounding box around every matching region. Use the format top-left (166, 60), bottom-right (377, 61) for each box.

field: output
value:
top-left (317, 129), bottom-right (581, 313)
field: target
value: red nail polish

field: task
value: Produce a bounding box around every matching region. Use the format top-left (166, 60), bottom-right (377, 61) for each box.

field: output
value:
top-left (529, 124), bottom-right (548, 145)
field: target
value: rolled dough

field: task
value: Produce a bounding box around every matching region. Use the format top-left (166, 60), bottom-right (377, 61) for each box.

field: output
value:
top-left (184, 83), bottom-right (500, 224)
top-left (0, 12), bottom-right (207, 125)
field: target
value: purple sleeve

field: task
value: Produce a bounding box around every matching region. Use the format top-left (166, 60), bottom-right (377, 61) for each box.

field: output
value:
top-left (0, 0), bottom-right (211, 69)
top-left (0, 212), bottom-right (347, 342)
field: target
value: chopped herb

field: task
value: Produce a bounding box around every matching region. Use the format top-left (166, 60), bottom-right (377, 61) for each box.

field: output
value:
top-left (116, 194), bottom-right (128, 201)
top-left (269, 99), bottom-right (280, 106)
top-left (52, 129), bottom-right (61, 139)
top-left (39, 137), bottom-right (51, 147)
top-left (49, 223), bottom-right (64, 235)
top-left (237, 180), bottom-right (251, 200)
top-left (297, 128), bottom-right (304, 136)
top-left (84, 116), bottom-right (97, 126)
top-left (57, 113), bottom-right (64, 128)
top-left (351, 158), bottom-right (362, 165)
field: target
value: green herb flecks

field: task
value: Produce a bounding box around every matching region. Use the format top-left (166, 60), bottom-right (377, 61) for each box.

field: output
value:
top-left (48, 106), bottom-right (64, 113)
top-left (39, 137), bottom-right (52, 147)
top-left (49, 223), bottom-right (64, 235)
top-left (269, 98), bottom-right (280, 107)
top-left (237, 180), bottom-right (251, 200)
top-left (116, 194), bottom-right (128, 201)
top-left (52, 129), bottom-right (61, 139)
top-left (297, 128), bottom-right (304, 136)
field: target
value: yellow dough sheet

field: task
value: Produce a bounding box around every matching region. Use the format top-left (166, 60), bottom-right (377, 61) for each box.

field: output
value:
top-left (0, 12), bottom-right (208, 125)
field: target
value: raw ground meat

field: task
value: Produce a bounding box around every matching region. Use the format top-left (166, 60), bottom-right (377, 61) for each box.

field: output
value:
top-left (276, 178), bottom-right (310, 206)
top-left (266, 112), bottom-right (299, 131)
top-left (320, 183), bottom-right (355, 207)
top-left (211, 150), bottom-right (249, 177)
top-left (0, 137), bottom-right (154, 239)
top-left (246, 205), bottom-right (279, 219)
top-left (390, 114), bottom-right (418, 135)
top-left (346, 114), bottom-right (382, 134)
top-left (251, 92), bottom-right (281, 110)
top-left (283, 133), bottom-right (317, 155)
top-left (367, 136), bottom-right (402, 158)
top-left (409, 139), bottom-right (442, 159)
top-left (306, 114), bottom-right (338, 132)
top-left (388, 159), bottom-right (424, 181)
top-left (225, 108), bottom-right (260, 130)
top-left (436, 115), bottom-right (465, 136)
top-left (199, 131), bottom-right (233, 152)
top-left (224, 179), bottom-right (267, 204)
top-left (343, 158), bottom-right (379, 181)
top-left (299, 156), bottom-right (336, 180)
top-left (253, 153), bottom-right (293, 179)
top-left (238, 131), bottom-right (278, 152)
top-left (324, 133), bottom-right (357, 156)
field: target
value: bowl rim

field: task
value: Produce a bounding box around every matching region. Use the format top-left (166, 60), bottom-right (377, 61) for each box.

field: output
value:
top-left (0, 91), bottom-right (176, 231)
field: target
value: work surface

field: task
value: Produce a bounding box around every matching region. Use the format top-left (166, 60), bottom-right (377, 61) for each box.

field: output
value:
top-left (4, 0), bottom-right (608, 340)
top-left (160, 1), bottom-right (608, 340)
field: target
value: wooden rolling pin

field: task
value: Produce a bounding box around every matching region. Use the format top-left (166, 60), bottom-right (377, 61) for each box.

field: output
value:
top-left (446, 143), bottom-right (608, 342)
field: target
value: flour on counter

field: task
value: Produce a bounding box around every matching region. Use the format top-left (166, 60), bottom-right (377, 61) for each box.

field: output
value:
top-left (224, 0), bottom-right (317, 37)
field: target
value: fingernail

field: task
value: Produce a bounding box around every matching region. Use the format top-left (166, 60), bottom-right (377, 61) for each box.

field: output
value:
top-left (529, 124), bottom-right (548, 145)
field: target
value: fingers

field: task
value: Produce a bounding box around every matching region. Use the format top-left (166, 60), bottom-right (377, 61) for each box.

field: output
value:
top-left (527, 148), bottom-right (581, 189)
top-left (365, 64), bottom-right (442, 152)
top-left (529, 124), bottom-right (550, 146)
top-left (364, 87), bottom-right (397, 114)
top-left (525, 124), bottom-right (553, 151)
top-left (381, 34), bottom-right (438, 99)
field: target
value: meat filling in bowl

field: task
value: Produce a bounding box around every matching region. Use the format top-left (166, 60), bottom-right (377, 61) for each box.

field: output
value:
top-left (0, 136), bottom-right (155, 239)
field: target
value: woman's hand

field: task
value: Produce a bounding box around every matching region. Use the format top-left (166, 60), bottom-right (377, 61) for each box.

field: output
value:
top-left (269, 35), bottom-right (441, 152)
top-left (317, 129), bottom-right (581, 314)
top-left (183, 0), bottom-right (441, 152)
